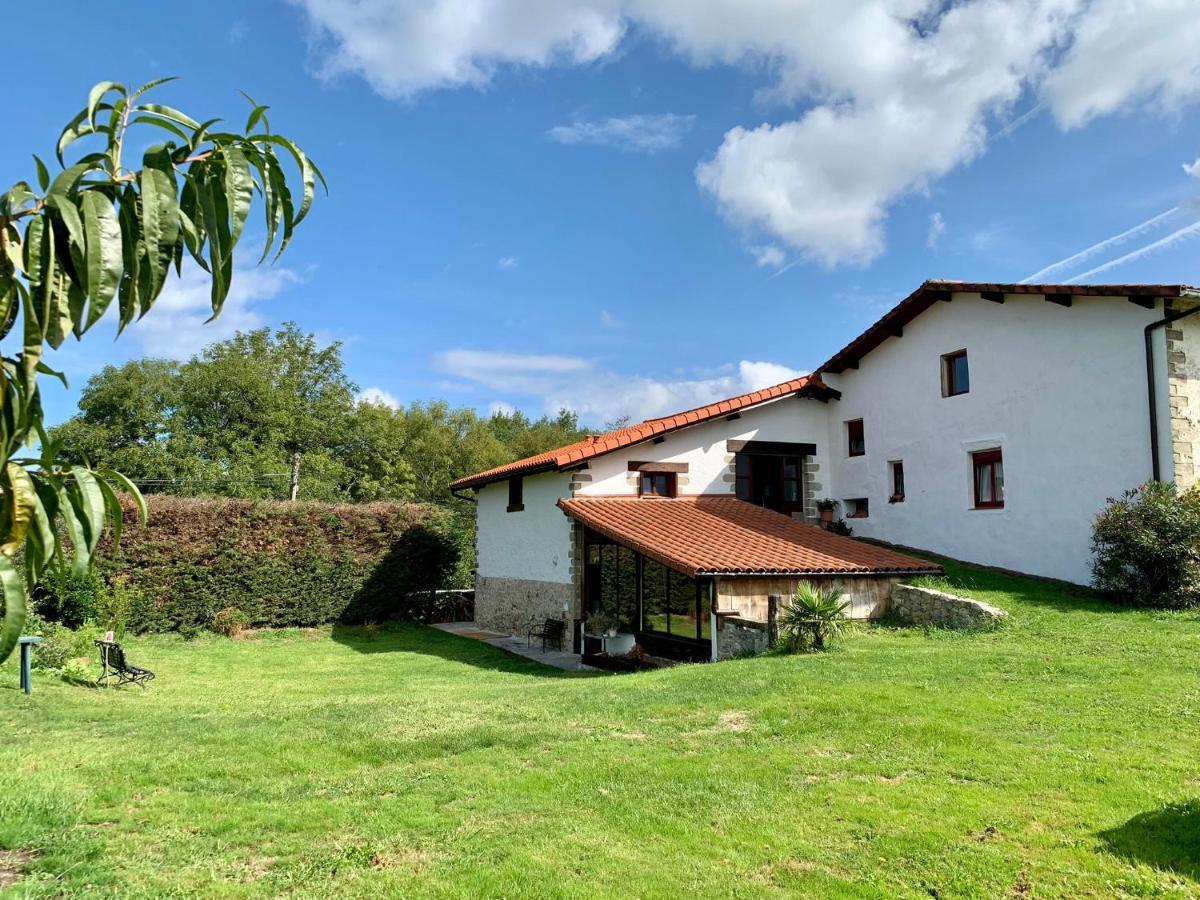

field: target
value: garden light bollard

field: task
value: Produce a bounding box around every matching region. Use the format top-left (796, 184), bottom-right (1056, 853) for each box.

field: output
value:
top-left (17, 636), bottom-right (43, 695)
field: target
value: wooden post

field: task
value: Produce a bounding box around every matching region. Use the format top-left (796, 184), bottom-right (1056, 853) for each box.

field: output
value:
top-left (767, 595), bottom-right (780, 649)
top-left (289, 452), bottom-right (301, 501)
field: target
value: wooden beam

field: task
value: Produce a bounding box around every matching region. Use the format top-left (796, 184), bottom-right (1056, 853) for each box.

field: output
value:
top-left (1044, 293), bottom-right (1073, 307)
top-left (725, 412), bottom-right (741, 421)
top-left (726, 439), bottom-right (817, 456)
top-left (933, 291), bottom-right (953, 302)
top-left (886, 323), bottom-right (904, 337)
top-left (846, 360), bottom-right (859, 370)
top-left (627, 461), bottom-right (688, 473)
top-left (652, 436), bottom-right (665, 444)
top-left (1127, 296), bottom-right (1157, 310)
top-left (981, 291), bottom-right (1005, 304)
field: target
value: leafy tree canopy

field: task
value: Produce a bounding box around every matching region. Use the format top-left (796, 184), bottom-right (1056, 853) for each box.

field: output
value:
top-left (51, 326), bottom-right (591, 504)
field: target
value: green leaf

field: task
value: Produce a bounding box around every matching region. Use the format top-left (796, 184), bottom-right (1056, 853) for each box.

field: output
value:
top-left (98, 468), bottom-right (148, 526)
top-left (260, 135), bottom-right (317, 226)
top-left (0, 463), bottom-right (37, 558)
top-left (223, 145), bottom-right (253, 248)
top-left (69, 466), bottom-right (107, 558)
top-left (32, 155), bottom-right (50, 192)
top-left (116, 184), bottom-right (142, 333)
top-left (135, 102), bottom-right (200, 131)
top-left (80, 191), bottom-right (122, 329)
top-left (130, 76), bottom-right (179, 99)
top-left (262, 148), bottom-right (294, 263)
top-left (129, 114), bottom-right (191, 144)
top-left (24, 475), bottom-right (57, 584)
top-left (139, 148), bottom-right (179, 301)
top-left (86, 80), bottom-right (125, 129)
top-left (57, 484), bottom-right (89, 577)
top-left (197, 170), bottom-right (233, 314)
top-left (0, 553), bottom-right (26, 665)
top-left (93, 473), bottom-right (124, 550)
top-left (189, 118), bottom-right (222, 152)
top-left (56, 107), bottom-right (112, 166)
top-left (34, 360), bottom-right (68, 390)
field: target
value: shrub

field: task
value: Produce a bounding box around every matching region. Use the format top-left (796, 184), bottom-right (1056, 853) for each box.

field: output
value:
top-left (778, 583), bottom-right (850, 652)
top-left (826, 518), bottom-right (854, 537)
top-left (1091, 481), bottom-right (1200, 609)
top-left (86, 495), bottom-right (455, 632)
top-left (211, 607), bottom-right (250, 638)
top-left (341, 522), bottom-right (462, 624)
top-left (25, 615), bottom-right (102, 672)
top-left (93, 576), bottom-right (140, 638)
top-left (32, 569), bottom-right (107, 628)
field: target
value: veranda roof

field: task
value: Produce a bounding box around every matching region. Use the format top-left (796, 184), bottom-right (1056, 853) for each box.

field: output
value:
top-left (558, 496), bottom-right (943, 578)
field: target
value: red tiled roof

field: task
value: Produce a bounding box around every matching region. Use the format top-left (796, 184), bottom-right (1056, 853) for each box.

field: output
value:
top-left (558, 496), bottom-right (942, 577)
top-left (450, 374), bottom-right (838, 490)
top-left (818, 280), bottom-right (1197, 375)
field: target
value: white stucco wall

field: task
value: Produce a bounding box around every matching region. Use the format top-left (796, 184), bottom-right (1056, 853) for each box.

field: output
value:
top-left (576, 396), bottom-right (832, 497)
top-left (822, 291), bottom-right (1162, 584)
top-left (475, 471), bottom-right (574, 583)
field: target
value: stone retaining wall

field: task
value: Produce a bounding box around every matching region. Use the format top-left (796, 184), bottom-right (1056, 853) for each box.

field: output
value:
top-left (890, 584), bottom-right (1007, 629)
top-left (474, 575), bottom-right (577, 638)
top-left (715, 616), bottom-right (770, 659)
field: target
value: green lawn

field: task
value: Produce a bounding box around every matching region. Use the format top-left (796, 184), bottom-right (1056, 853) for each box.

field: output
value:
top-left (3, 560), bottom-right (1200, 897)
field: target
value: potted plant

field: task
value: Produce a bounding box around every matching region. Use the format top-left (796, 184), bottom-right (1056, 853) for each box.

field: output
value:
top-left (816, 498), bottom-right (836, 525)
top-left (588, 612), bottom-right (621, 638)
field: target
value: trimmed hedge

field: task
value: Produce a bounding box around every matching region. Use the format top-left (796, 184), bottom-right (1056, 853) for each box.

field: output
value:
top-left (88, 496), bottom-right (465, 632)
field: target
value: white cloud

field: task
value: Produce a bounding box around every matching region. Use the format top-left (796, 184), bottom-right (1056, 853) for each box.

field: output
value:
top-left (293, 0), bottom-right (1200, 266)
top-left (546, 113), bottom-right (695, 152)
top-left (292, 0), bottom-right (626, 98)
top-left (357, 386), bottom-right (401, 408)
top-left (436, 348), bottom-right (805, 424)
top-left (748, 244), bottom-right (785, 269)
top-left (600, 309), bottom-right (624, 328)
top-left (926, 212), bottom-right (945, 250)
top-left (1042, 0), bottom-right (1200, 129)
top-left (129, 263), bottom-right (304, 359)
top-left (497, 256), bottom-right (519, 270)
top-left (1185, 157), bottom-right (1200, 179)
top-left (1020, 206), bottom-right (1182, 283)
top-left (488, 400), bottom-right (517, 416)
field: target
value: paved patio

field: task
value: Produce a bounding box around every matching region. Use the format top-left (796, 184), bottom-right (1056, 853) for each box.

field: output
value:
top-left (433, 622), bottom-right (595, 671)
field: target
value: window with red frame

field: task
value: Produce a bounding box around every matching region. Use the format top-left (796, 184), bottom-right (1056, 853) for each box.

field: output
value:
top-left (847, 419), bottom-right (865, 457)
top-left (972, 449), bottom-right (1004, 509)
top-left (639, 472), bottom-right (676, 498)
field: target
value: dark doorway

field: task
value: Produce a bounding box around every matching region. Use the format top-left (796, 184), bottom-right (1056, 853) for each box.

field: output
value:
top-left (736, 452), bottom-right (805, 517)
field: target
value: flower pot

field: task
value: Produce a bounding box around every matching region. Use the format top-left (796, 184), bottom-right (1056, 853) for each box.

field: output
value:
top-left (819, 509), bottom-right (833, 524)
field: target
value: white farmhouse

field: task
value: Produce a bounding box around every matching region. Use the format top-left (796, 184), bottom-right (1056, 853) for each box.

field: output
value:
top-left (451, 281), bottom-right (1200, 662)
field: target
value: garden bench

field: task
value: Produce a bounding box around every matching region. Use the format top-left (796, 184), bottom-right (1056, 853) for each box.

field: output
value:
top-left (527, 618), bottom-right (566, 652)
top-left (95, 640), bottom-right (155, 688)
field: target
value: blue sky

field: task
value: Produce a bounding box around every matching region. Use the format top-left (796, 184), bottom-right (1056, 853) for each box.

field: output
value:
top-left (6, 0), bottom-right (1199, 427)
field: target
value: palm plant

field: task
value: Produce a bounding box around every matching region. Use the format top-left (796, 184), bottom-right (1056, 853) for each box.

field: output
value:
top-left (779, 583), bottom-right (850, 652)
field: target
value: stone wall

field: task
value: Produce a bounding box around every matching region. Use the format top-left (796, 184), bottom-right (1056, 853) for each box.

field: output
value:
top-left (1166, 300), bottom-right (1200, 489)
top-left (474, 575), bottom-right (577, 639)
top-left (717, 575), bottom-right (901, 621)
top-left (890, 584), bottom-right (1007, 629)
top-left (715, 616), bottom-right (769, 660)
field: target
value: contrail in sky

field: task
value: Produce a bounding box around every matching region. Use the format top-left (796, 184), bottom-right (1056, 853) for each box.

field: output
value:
top-left (1020, 207), bottom-right (1181, 283)
top-left (1064, 218), bottom-right (1200, 283)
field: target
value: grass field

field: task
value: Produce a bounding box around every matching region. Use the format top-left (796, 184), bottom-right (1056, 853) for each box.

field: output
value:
top-left (3, 559), bottom-right (1200, 897)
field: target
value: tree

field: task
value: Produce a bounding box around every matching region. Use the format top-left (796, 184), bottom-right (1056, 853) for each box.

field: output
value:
top-left (176, 324), bottom-right (355, 499)
top-left (0, 78), bottom-right (321, 662)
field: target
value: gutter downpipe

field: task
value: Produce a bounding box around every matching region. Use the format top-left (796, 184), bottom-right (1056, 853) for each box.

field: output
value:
top-left (1146, 291), bottom-right (1200, 482)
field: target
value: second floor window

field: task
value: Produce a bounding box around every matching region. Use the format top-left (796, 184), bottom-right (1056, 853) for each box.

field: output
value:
top-left (507, 476), bottom-right (524, 512)
top-left (942, 350), bottom-right (969, 396)
top-left (847, 419), bottom-right (865, 457)
top-left (889, 460), bottom-right (905, 502)
top-left (640, 472), bottom-right (676, 498)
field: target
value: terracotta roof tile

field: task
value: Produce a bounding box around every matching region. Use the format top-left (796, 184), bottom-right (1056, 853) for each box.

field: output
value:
top-left (450, 374), bottom-right (837, 490)
top-left (559, 496), bottom-right (942, 577)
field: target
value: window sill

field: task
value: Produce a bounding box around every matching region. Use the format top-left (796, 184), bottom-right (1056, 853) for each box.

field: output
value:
top-left (971, 505), bottom-right (1005, 513)
top-left (889, 495), bottom-right (905, 503)
top-left (506, 504), bottom-right (525, 513)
